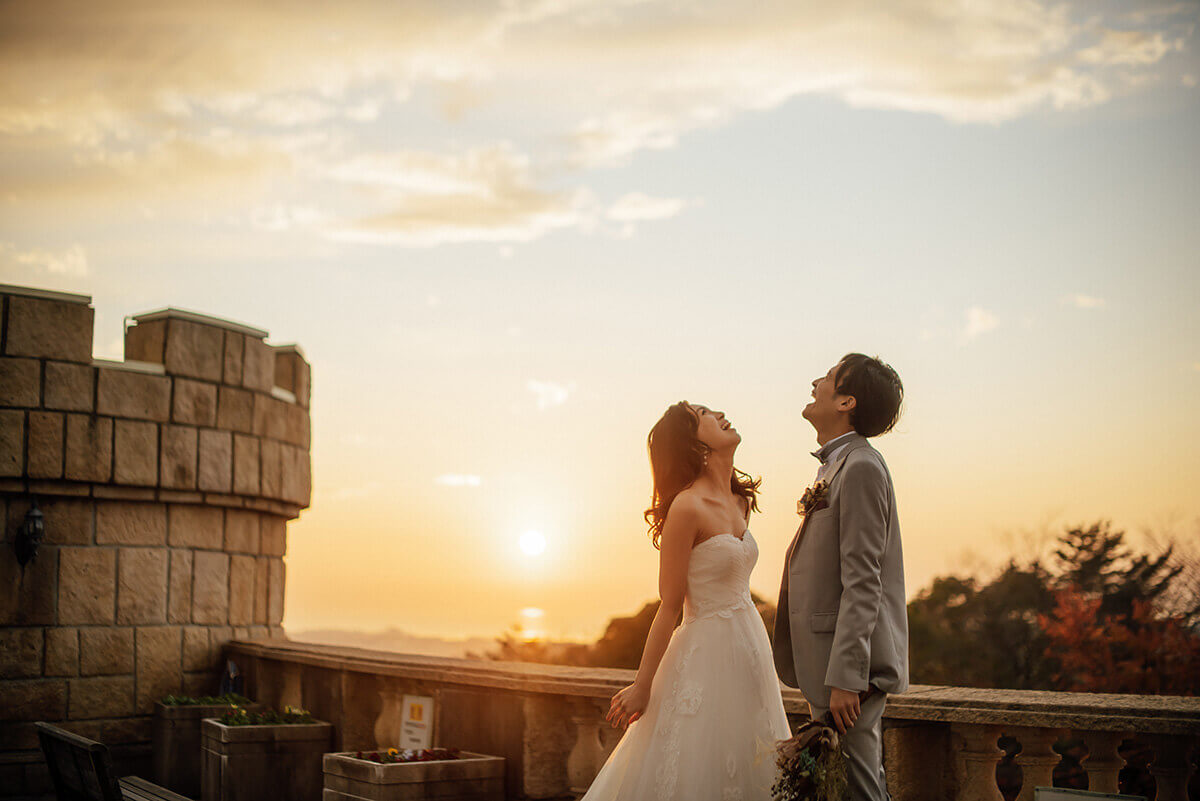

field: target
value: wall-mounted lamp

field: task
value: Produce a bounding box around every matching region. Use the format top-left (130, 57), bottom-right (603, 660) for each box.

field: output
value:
top-left (14, 498), bottom-right (44, 567)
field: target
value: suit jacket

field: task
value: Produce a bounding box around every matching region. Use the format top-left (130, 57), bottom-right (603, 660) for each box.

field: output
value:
top-left (772, 433), bottom-right (909, 708)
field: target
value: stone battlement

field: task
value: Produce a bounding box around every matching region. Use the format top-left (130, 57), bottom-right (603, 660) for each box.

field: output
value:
top-left (0, 283), bottom-right (314, 798)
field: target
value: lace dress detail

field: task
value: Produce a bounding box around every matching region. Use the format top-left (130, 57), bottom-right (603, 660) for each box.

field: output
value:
top-left (580, 529), bottom-right (792, 801)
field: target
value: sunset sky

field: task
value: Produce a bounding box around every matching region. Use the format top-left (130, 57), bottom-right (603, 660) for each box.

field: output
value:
top-left (2, 0), bottom-right (1198, 642)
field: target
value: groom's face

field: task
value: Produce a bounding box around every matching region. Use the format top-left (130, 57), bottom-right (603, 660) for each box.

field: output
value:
top-left (802, 361), bottom-right (852, 427)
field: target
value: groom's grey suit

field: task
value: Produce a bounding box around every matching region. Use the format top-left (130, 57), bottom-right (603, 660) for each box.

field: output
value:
top-left (773, 432), bottom-right (908, 801)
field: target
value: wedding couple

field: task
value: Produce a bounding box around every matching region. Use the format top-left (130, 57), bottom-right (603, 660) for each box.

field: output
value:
top-left (583, 353), bottom-right (908, 801)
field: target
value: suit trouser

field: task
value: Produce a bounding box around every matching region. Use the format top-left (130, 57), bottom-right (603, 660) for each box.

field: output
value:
top-left (807, 690), bottom-right (890, 801)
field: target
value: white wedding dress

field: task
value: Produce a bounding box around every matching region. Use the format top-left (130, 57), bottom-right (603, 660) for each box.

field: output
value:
top-left (581, 529), bottom-right (792, 801)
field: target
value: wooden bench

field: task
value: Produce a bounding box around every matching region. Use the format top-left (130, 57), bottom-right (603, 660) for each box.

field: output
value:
top-left (34, 722), bottom-right (191, 801)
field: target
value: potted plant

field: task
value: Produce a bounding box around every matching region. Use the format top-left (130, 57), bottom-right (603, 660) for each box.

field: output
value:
top-left (153, 693), bottom-right (262, 798)
top-left (323, 746), bottom-right (505, 801)
top-left (201, 705), bottom-right (333, 801)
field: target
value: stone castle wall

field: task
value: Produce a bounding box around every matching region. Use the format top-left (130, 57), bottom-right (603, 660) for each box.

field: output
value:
top-left (0, 283), bottom-right (312, 797)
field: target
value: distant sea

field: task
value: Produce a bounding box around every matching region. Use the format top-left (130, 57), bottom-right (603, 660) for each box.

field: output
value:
top-left (284, 627), bottom-right (497, 659)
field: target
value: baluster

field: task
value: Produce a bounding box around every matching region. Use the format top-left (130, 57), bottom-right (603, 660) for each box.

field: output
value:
top-left (1145, 734), bottom-right (1198, 801)
top-left (373, 687), bottom-right (403, 749)
top-left (1011, 727), bottom-right (1067, 801)
top-left (952, 723), bottom-right (1005, 801)
top-left (567, 700), bottom-right (607, 796)
top-left (1080, 730), bottom-right (1128, 794)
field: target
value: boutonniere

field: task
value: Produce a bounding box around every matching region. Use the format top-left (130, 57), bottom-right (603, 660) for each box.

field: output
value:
top-left (797, 480), bottom-right (829, 517)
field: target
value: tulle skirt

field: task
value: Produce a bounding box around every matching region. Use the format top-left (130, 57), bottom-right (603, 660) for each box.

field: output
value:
top-left (581, 602), bottom-right (792, 800)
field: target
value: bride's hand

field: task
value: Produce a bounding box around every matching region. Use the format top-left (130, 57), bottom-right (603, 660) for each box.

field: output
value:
top-left (606, 682), bottom-right (650, 729)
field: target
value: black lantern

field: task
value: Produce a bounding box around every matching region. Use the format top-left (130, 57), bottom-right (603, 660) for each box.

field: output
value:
top-left (14, 498), bottom-right (44, 567)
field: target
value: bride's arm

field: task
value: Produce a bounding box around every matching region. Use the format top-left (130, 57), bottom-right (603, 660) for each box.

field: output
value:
top-left (607, 495), bottom-right (697, 728)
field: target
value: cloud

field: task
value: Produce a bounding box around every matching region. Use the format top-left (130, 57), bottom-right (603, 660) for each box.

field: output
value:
top-left (435, 473), bottom-right (482, 487)
top-left (963, 306), bottom-right (999, 340)
top-left (1063, 294), bottom-right (1107, 309)
top-left (527, 379), bottom-right (574, 411)
top-left (0, 243), bottom-right (89, 277)
top-left (606, 193), bottom-right (688, 222)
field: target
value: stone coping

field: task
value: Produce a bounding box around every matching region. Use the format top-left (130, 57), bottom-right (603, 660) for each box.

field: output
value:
top-left (228, 640), bottom-right (1200, 736)
top-left (91, 357), bottom-right (168, 374)
top-left (132, 307), bottom-right (269, 339)
top-left (0, 478), bottom-right (304, 519)
top-left (0, 283), bottom-right (92, 304)
top-left (270, 386), bottom-right (298, 404)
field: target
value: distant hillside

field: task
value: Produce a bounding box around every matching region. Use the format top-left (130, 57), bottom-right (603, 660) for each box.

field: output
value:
top-left (285, 627), bottom-right (497, 659)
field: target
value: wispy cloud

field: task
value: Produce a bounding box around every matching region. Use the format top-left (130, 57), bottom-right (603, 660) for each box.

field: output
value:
top-left (606, 193), bottom-right (688, 222)
top-left (1063, 293), bottom-right (1107, 310)
top-left (964, 306), bottom-right (999, 340)
top-left (435, 473), bottom-right (482, 487)
top-left (527, 379), bottom-right (574, 411)
top-left (0, 243), bottom-right (89, 277)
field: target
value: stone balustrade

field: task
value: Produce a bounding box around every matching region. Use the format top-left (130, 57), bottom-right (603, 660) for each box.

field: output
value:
top-left (229, 639), bottom-right (1200, 801)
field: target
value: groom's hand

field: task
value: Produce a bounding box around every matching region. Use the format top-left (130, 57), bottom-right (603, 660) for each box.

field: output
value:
top-left (828, 687), bottom-right (861, 734)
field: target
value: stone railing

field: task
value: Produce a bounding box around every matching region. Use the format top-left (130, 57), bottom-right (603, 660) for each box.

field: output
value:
top-left (228, 639), bottom-right (1200, 801)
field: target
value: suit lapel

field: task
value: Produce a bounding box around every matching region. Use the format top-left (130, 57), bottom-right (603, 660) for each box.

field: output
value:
top-left (786, 435), bottom-right (872, 565)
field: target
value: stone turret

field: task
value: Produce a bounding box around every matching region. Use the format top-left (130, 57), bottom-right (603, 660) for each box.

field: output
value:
top-left (0, 283), bottom-right (313, 797)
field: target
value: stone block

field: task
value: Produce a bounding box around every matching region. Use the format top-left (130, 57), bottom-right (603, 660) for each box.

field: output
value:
top-left (260, 516), bottom-right (286, 557)
top-left (182, 626), bottom-right (211, 672)
top-left (216, 385), bottom-right (253, 432)
top-left (193, 550), bottom-right (229, 624)
top-left (58, 546), bottom-right (116, 625)
top-left (0, 357), bottom-right (39, 405)
top-left (117, 547), bottom-right (168, 624)
top-left (4, 293), bottom-right (93, 363)
top-left (0, 680), bottom-right (67, 721)
top-left (198, 428), bottom-right (232, 492)
top-left (59, 717), bottom-right (151, 747)
top-left (5, 496), bottom-right (92, 546)
top-left (92, 485), bottom-right (155, 500)
top-left (79, 626), bottom-right (134, 675)
top-left (267, 557), bottom-right (284, 625)
top-left (260, 438), bottom-right (282, 498)
top-left (223, 330), bottom-right (244, 385)
top-left (125, 318), bottom-right (165, 364)
top-left (164, 318), bottom-right (224, 382)
top-left (0, 628), bottom-right (44, 678)
top-left (159, 424), bottom-right (197, 489)
top-left (97, 367), bottom-right (171, 421)
top-left (167, 504), bottom-right (223, 550)
top-left (253, 557), bottom-right (269, 624)
top-left (172, 378), bottom-right (217, 426)
top-left (241, 335), bottom-right (275, 392)
top-left (167, 548), bottom-right (194, 624)
top-left (280, 444), bottom-right (310, 505)
top-left (45, 627), bottom-right (79, 676)
top-left (44, 361), bottom-right (94, 412)
top-left (27, 410), bottom-right (64, 478)
top-left (69, 676), bottom-right (134, 719)
top-left (64, 413), bottom-right (112, 482)
top-left (113, 418), bottom-right (158, 485)
top-left (97, 500), bottom-right (165, 545)
top-left (182, 670), bottom-right (215, 697)
top-left (272, 349), bottom-right (309, 407)
top-left (0, 409), bottom-right (23, 476)
top-left (282, 403), bottom-right (309, 449)
top-left (224, 509), bottom-right (259, 553)
top-left (229, 554), bottom-right (256, 625)
top-left (208, 626), bottom-right (234, 666)
top-left (136, 626), bottom-right (181, 712)
top-left (232, 433), bottom-right (260, 495)
top-left (0, 543), bottom-right (56, 624)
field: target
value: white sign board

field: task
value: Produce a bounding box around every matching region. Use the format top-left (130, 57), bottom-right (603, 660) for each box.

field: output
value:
top-left (1034, 789), bottom-right (1146, 801)
top-left (399, 694), bottom-right (434, 750)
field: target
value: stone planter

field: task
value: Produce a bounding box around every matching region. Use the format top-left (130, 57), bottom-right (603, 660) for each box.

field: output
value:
top-left (153, 701), bottom-right (265, 798)
top-left (201, 718), bottom-right (333, 801)
top-left (322, 751), bottom-right (505, 801)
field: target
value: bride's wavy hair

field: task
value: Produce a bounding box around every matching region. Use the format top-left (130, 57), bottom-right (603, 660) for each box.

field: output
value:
top-left (644, 401), bottom-right (761, 550)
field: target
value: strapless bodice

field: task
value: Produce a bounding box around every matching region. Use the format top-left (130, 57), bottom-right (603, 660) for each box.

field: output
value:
top-left (682, 529), bottom-right (758, 624)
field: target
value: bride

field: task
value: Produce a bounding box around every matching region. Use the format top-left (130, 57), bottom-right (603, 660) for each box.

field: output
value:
top-left (581, 401), bottom-right (791, 800)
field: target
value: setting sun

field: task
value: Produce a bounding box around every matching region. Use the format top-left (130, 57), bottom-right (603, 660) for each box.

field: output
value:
top-left (519, 530), bottom-right (547, 557)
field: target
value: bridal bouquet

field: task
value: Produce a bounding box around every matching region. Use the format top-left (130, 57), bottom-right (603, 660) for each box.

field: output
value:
top-left (770, 715), bottom-right (848, 801)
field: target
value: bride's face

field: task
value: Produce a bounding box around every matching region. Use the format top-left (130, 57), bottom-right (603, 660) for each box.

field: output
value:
top-left (691, 404), bottom-right (741, 451)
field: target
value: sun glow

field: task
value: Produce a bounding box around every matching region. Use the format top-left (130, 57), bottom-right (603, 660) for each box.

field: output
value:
top-left (518, 530), bottom-right (547, 556)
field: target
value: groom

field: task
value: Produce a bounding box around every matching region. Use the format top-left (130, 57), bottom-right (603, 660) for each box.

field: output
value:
top-left (773, 353), bottom-right (909, 801)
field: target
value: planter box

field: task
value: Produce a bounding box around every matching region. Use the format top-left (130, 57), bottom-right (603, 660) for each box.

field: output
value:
top-left (202, 718), bottom-right (333, 801)
top-left (153, 701), bottom-right (264, 798)
top-left (322, 751), bottom-right (505, 801)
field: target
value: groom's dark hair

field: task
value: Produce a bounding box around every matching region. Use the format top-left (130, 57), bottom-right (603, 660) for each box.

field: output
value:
top-left (835, 353), bottom-right (903, 437)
